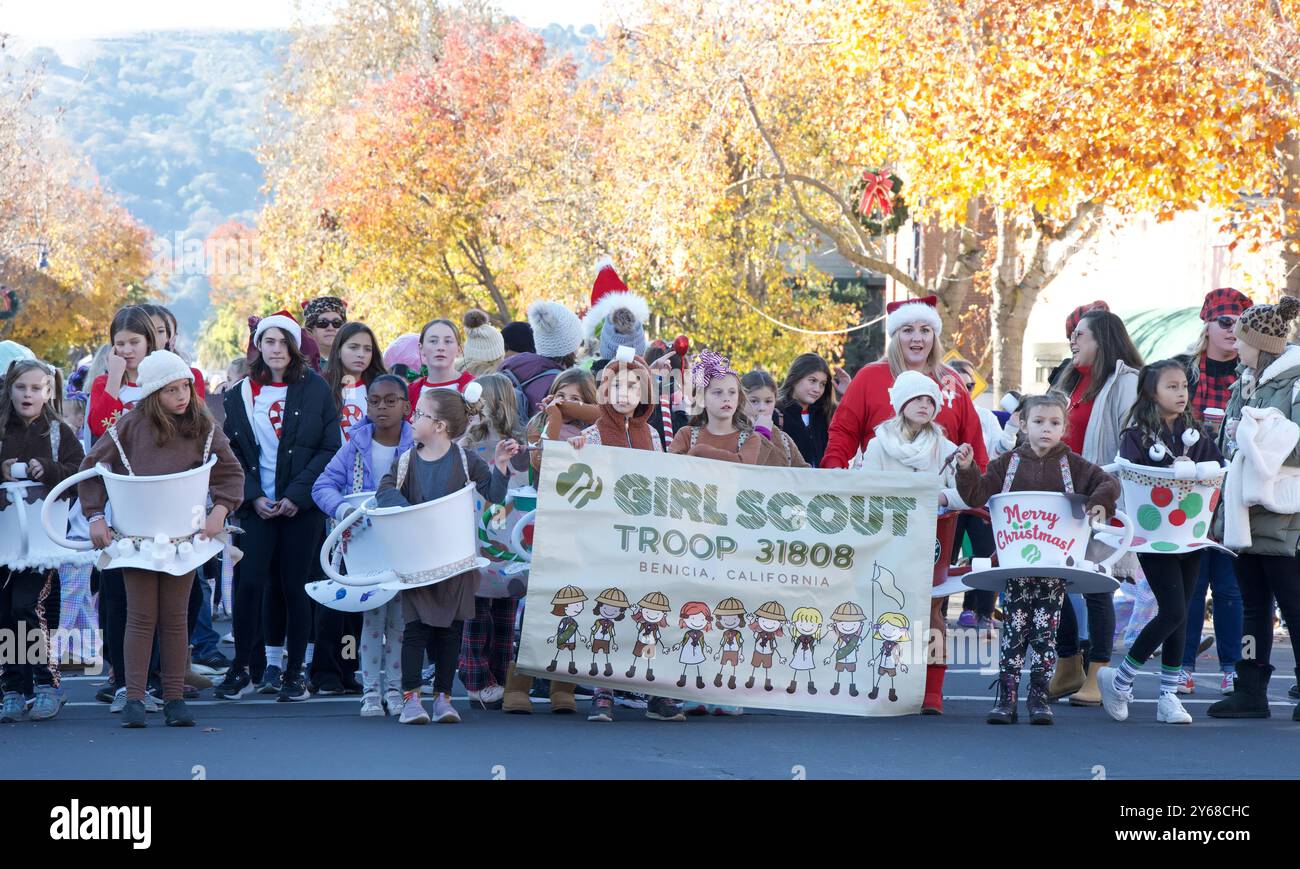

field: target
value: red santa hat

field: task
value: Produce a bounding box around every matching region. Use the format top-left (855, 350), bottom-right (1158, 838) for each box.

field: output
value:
top-left (885, 295), bottom-right (942, 337)
top-left (590, 255), bottom-right (629, 309)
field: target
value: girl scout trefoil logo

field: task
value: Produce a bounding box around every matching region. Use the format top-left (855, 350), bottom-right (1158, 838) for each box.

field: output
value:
top-left (556, 463), bottom-right (603, 508)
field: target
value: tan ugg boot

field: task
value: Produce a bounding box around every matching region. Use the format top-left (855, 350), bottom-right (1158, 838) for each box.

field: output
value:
top-left (1069, 661), bottom-right (1104, 706)
top-left (549, 679), bottom-right (578, 714)
top-left (1047, 653), bottom-right (1085, 701)
top-left (502, 664), bottom-right (534, 714)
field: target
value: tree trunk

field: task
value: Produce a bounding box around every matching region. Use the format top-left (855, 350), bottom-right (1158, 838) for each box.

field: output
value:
top-left (1281, 117), bottom-right (1300, 297)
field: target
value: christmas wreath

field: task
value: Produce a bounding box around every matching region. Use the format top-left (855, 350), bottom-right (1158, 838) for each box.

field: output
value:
top-left (850, 169), bottom-right (908, 236)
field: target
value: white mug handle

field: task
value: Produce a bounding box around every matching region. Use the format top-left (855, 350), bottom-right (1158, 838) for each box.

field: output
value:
top-left (318, 499), bottom-right (396, 586)
top-left (508, 510), bottom-right (536, 563)
top-left (2, 482), bottom-right (36, 561)
top-left (1089, 509), bottom-right (1134, 574)
top-left (40, 467), bottom-right (100, 552)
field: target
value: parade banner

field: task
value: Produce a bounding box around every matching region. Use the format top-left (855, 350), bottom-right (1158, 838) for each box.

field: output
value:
top-left (517, 442), bottom-right (938, 716)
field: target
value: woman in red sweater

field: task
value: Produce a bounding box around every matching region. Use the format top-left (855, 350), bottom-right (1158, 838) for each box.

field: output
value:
top-left (821, 296), bottom-right (988, 471)
top-left (88, 306), bottom-right (206, 440)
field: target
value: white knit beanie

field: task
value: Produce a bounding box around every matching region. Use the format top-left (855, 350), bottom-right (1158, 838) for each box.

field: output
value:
top-left (461, 309), bottom-right (505, 366)
top-left (887, 370), bottom-right (942, 416)
top-left (527, 301), bottom-right (584, 359)
top-left (136, 350), bottom-right (194, 401)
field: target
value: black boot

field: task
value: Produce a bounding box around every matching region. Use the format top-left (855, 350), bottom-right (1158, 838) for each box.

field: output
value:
top-left (677, 674), bottom-right (687, 688)
top-left (604, 663), bottom-right (613, 677)
top-left (728, 675), bottom-right (736, 690)
top-left (1208, 662), bottom-right (1272, 719)
top-left (868, 685), bottom-right (879, 700)
top-left (1027, 672), bottom-right (1053, 725)
top-left (695, 676), bottom-right (705, 690)
top-left (626, 665), bottom-right (637, 679)
top-left (987, 673), bottom-right (1019, 724)
top-left (546, 660), bottom-right (557, 673)
top-left (849, 682), bottom-right (859, 697)
top-left (745, 675), bottom-right (755, 689)
top-left (589, 662), bottom-right (598, 677)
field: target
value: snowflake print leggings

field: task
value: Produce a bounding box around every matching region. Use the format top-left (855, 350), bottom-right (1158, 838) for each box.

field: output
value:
top-left (1000, 577), bottom-right (1066, 681)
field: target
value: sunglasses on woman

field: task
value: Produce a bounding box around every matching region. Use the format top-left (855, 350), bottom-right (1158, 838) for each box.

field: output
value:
top-left (1214, 315), bottom-right (1238, 330)
top-left (313, 318), bottom-right (345, 329)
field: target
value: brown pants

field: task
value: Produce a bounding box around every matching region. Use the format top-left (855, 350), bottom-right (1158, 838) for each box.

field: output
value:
top-left (123, 569), bottom-right (194, 702)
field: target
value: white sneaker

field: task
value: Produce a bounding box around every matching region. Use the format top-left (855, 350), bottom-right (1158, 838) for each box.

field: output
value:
top-left (1097, 667), bottom-right (1131, 722)
top-left (1220, 671), bottom-right (1236, 695)
top-left (384, 689), bottom-right (404, 716)
top-left (110, 687), bottom-right (128, 714)
top-left (1157, 692), bottom-right (1193, 724)
top-left (360, 694), bottom-right (385, 717)
top-left (469, 684), bottom-right (504, 707)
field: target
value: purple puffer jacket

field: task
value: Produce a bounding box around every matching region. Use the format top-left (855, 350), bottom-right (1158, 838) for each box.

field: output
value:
top-left (311, 421), bottom-right (415, 518)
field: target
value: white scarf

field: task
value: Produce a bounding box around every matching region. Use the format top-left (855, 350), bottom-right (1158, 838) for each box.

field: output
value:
top-left (875, 422), bottom-right (943, 471)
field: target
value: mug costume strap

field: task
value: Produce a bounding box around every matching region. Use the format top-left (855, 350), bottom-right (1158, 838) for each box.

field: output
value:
top-left (395, 450), bottom-right (412, 490)
top-left (458, 443), bottom-right (470, 480)
top-left (49, 419), bottom-right (61, 462)
top-left (202, 429), bottom-right (214, 464)
top-left (1058, 453), bottom-right (1075, 495)
top-left (107, 424), bottom-right (134, 476)
top-left (1001, 453), bottom-right (1021, 494)
top-left (352, 448), bottom-right (365, 494)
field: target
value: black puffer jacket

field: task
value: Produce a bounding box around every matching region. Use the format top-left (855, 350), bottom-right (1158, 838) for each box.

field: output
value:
top-left (223, 371), bottom-right (340, 515)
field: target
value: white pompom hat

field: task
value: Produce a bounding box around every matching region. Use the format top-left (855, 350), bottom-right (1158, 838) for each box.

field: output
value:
top-left (136, 350), bottom-right (194, 401)
top-left (887, 370), bottom-right (943, 416)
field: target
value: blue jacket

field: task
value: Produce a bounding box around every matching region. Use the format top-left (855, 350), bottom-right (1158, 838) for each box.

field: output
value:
top-left (311, 420), bottom-right (415, 518)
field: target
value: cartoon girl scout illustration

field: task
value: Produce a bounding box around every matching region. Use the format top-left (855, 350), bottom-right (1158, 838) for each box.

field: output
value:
top-left (712, 597), bottom-right (747, 689)
top-left (546, 585), bottom-right (588, 675)
top-left (626, 591), bottom-right (671, 682)
top-left (868, 612), bottom-right (911, 702)
top-left (673, 601), bottom-right (714, 689)
top-left (823, 602), bottom-right (867, 697)
top-left (787, 607), bottom-right (824, 695)
top-left (745, 600), bottom-right (787, 691)
top-left (588, 587), bottom-right (629, 677)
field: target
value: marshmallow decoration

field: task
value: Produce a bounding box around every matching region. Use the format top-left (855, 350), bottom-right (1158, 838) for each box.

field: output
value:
top-left (1149, 442), bottom-right (1169, 463)
top-left (1182, 427), bottom-right (1201, 448)
top-left (9, 462), bottom-right (28, 480)
top-left (115, 539), bottom-right (137, 557)
top-left (615, 344), bottom-right (636, 363)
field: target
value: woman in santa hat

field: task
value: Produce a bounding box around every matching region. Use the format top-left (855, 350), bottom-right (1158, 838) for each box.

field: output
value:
top-left (821, 296), bottom-right (988, 471)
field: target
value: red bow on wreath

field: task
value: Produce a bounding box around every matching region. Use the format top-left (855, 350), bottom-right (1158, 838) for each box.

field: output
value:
top-left (858, 171), bottom-right (895, 219)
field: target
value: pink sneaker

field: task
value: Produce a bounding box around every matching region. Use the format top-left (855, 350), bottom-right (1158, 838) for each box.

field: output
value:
top-left (1176, 670), bottom-right (1194, 695)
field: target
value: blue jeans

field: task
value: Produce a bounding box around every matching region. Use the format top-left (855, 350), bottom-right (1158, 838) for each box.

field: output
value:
top-left (1180, 549), bottom-right (1242, 672)
top-left (190, 571), bottom-right (222, 660)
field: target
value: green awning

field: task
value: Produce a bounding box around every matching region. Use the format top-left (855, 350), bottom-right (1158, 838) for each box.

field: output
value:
top-left (1116, 307), bottom-right (1203, 363)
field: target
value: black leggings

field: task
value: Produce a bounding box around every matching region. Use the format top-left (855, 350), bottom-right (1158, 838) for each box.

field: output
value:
top-left (1129, 552), bottom-right (1202, 667)
top-left (96, 568), bottom-right (127, 689)
top-left (1236, 553), bottom-right (1300, 670)
top-left (401, 620), bottom-right (463, 694)
top-left (233, 509), bottom-right (324, 677)
top-left (955, 513), bottom-right (996, 617)
top-left (1055, 591), bottom-right (1116, 663)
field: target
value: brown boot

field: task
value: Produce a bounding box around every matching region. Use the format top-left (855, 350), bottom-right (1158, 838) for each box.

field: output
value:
top-left (549, 679), bottom-right (578, 713)
top-left (1069, 660), bottom-right (1104, 706)
top-left (1047, 654), bottom-right (1085, 701)
top-left (502, 664), bottom-right (533, 714)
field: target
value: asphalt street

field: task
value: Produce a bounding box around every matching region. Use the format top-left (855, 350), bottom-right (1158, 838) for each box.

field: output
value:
top-left (3, 621), bottom-right (1296, 780)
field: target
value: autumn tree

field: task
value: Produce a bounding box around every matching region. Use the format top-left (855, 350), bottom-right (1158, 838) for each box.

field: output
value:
top-left (1199, 0), bottom-right (1300, 295)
